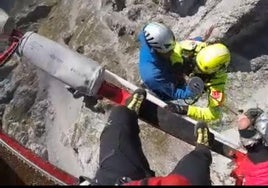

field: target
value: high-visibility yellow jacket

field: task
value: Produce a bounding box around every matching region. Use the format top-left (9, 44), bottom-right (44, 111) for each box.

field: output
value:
top-left (170, 40), bottom-right (227, 122)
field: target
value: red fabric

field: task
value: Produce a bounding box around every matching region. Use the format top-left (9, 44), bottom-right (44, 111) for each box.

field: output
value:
top-left (98, 81), bottom-right (131, 105)
top-left (0, 40), bottom-right (18, 65)
top-left (231, 152), bottom-right (268, 185)
top-left (124, 174), bottom-right (191, 186)
top-left (0, 29), bottom-right (23, 66)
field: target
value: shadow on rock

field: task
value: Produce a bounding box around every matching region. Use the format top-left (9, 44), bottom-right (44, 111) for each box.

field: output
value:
top-left (226, 0), bottom-right (268, 60)
top-left (228, 52), bottom-right (251, 73)
top-left (168, 0), bottom-right (206, 17)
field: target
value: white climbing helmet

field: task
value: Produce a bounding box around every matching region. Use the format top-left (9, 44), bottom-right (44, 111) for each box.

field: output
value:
top-left (143, 22), bottom-right (175, 53)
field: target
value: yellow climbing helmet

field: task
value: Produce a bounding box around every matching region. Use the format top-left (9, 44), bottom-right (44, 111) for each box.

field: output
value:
top-left (195, 43), bottom-right (231, 74)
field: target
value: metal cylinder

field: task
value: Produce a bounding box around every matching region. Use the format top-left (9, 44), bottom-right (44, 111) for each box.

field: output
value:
top-left (17, 32), bottom-right (105, 96)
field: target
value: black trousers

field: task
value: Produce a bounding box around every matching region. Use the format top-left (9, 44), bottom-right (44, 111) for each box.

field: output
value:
top-left (170, 145), bottom-right (212, 185)
top-left (94, 106), bottom-right (211, 185)
top-left (247, 143), bottom-right (268, 164)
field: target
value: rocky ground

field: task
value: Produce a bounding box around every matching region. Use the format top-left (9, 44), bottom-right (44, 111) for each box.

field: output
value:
top-left (1, 0), bottom-right (268, 185)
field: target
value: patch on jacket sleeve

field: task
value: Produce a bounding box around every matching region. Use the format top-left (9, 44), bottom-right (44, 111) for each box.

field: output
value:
top-left (210, 90), bottom-right (224, 103)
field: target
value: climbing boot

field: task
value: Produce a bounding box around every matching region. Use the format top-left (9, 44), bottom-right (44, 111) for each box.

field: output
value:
top-left (125, 88), bottom-right (147, 114)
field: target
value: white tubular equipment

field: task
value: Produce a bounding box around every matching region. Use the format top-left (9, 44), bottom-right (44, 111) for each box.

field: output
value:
top-left (17, 32), bottom-right (105, 96)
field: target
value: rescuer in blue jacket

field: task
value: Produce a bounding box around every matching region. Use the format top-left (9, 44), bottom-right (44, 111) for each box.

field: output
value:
top-left (138, 22), bottom-right (196, 101)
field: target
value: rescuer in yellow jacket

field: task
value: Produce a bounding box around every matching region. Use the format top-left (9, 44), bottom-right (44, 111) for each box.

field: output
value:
top-left (170, 40), bottom-right (230, 122)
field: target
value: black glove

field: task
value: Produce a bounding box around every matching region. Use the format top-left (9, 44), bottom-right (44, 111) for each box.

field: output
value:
top-left (66, 86), bottom-right (84, 99)
top-left (83, 95), bottom-right (99, 108)
top-left (66, 86), bottom-right (102, 112)
top-left (165, 102), bottom-right (188, 115)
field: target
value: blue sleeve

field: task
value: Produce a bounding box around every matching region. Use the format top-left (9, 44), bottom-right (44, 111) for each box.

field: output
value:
top-left (146, 77), bottom-right (194, 100)
top-left (175, 85), bottom-right (194, 99)
top-left (192, 36), bottom-right (204, 42)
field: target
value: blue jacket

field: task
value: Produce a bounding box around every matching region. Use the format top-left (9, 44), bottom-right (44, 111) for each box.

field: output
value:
top-left (138, 31), bottom-right (193, 101)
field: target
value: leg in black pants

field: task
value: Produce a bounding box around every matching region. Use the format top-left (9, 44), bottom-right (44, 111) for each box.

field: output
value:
top-left (93, 106), bottom-right (155, 185)
top-left (170, 145), bottom-right (212, 185)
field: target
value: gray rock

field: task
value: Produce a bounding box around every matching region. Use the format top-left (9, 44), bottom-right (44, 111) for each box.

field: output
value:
top-left (2, 0), bottom-right (268, 185)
